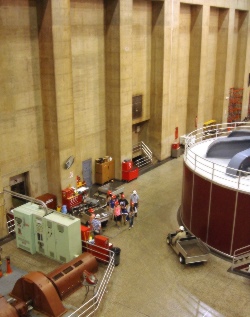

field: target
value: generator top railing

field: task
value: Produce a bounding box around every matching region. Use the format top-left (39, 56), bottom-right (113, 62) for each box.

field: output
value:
top-left (184, 121), bottom-right (250, 194)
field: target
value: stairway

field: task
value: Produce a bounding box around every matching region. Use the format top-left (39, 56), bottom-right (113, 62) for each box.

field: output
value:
top-left (132, 141), bottom-right (157, 172)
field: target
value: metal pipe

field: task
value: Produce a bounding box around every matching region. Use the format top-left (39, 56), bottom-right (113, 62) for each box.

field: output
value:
top-left (3, 189), bottom-right (48, 215)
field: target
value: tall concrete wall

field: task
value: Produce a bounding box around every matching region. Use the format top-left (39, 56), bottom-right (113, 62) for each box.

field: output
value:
top-left (71, 0), bottom-right (106, 177)
top-left (0, 0), bottom-right (46, 229)
top-left (0, 0), bottom-right (249, 230)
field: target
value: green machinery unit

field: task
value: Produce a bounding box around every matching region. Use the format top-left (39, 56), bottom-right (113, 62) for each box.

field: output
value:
top-left (14, 203), bottom-right (82, 262)
top-left (14, 203), bottom-right (46, 254)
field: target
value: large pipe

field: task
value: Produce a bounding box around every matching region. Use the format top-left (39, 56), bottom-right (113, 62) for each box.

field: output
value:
top-left (3, 189), bottom-right (49, 215)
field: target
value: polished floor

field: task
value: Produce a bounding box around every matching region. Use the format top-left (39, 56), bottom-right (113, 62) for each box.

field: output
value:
top-left (1, 156), bottom-right (250, 317)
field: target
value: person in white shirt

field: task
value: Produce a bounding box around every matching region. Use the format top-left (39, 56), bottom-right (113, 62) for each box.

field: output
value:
top-left (130, 190), bottom-right (139, 217)
top-left (172, 226), bottom-right (186, 245)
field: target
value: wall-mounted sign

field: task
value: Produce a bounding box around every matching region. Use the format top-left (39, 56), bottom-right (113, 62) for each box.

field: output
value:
top-left (64, 156), bottom-right (75, 169)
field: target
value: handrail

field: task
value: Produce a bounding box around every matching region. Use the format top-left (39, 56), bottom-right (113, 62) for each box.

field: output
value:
top-left (67, 242), bottom-right (115, 317)
top-left (232, 245), bottom-right (250, 270)
top-left (184, 121), bottom-right (250, 193)
top-left (3, 189), bottom-right (49, 215)
top-left (141, 141), bottom-right (153, 160)
top-left (132, 141), bottom-right (153, 168)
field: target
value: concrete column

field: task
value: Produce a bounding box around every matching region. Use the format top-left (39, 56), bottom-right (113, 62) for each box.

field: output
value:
top-left (37, 0), bottom-right (75, 202)
top-left (196, 5), bottom-right (210, 128)
top-left (163, 0), bottom-right (180, 158)
top-left (186, 5), bottom-right (203, 133)
top-left (221, 8), bottom-right (235, 123)
top-left (213, 8), bottom-right (230, 123)
top-left (149, 0), bottom-right (180, 160)
top-left (235, 10), bottom-right (249, 117)
top-left (105, 0), bottom-right (133, 179)
top-left (0, 181), bottom-right (6, 234)
top-left (149, 1), bottom-right (165, 159)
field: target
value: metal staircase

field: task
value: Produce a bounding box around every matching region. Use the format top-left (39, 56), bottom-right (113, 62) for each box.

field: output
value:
top-left (230, 245), bottom-right (250, 278)
top-left (132, 141), bottom-right (155, 171)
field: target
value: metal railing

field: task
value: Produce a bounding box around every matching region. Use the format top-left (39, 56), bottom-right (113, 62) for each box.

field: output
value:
top-left (6, 218), bottom-right (15, 235)
top-left (1, 190), bottom-right (116, 316)
top-left (231, 245), bottom-right (250, 272)
top-left (132, 141), bottom-right (153, 169)
top-left (184, 121), bottom-right (250, 193)
top-left (68, 242), bottom-right (115, 317)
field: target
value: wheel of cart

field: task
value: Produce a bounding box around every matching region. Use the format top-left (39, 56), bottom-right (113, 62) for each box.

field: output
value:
top-left (179, 254), bottom-right (185, 264)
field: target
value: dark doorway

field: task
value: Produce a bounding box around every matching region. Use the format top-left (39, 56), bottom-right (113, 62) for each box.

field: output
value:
top-left (9, 172), bottom-right (29, 208)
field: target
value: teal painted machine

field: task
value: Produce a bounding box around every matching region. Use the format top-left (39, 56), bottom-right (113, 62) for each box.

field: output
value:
top-left (14, 203), bottom-right (46, 254)
top-left (14, 203), bottom-right (82, 262)
top-left (44, 212), bottom-right (81, 262)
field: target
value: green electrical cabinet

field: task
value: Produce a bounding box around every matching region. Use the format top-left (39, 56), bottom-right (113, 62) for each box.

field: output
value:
top-left (44, 212), bottom-right (82, 263)
top-left (13, 203), bottom-right (46, 255)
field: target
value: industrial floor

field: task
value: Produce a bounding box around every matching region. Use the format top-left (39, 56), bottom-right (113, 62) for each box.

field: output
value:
top-left (1, 155), bottom-right (250, 317)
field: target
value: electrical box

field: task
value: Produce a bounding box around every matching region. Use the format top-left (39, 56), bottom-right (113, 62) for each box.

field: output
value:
top-left (13, 203), bottom-right (46, 254)
top-left (44, 212), bottom-right (82, 263)
top-left (33, 214), bottom-right (47, 255)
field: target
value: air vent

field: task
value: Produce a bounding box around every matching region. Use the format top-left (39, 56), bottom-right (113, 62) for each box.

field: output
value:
top-left (57, 225), bottom-right (64, 233)
top-left (60, 256), bottom-right (67, 262)
top-left (74, 260), bottom-right (83, 267)
top-left (52, 272), bottom-right (64, 281)
top-left (63, 266), bottom-right (73, 274)
top-left (132, 95), bottom-right (142, 119)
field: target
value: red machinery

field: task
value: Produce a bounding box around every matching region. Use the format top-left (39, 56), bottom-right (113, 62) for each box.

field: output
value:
top-left (0, 253), bottom-right (98, 317)
top-left (122, 160), bottom-right (139, 182)
top-left (81, 225), bottom-right (91, 241)
top-left (83, 235), bottom-right (112, 263)
top-left (62, 187), bottom-right (84, 210)
top-left (36, 193), bottom-right (57, 210)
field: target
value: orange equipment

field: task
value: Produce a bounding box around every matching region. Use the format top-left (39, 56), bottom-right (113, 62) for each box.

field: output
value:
top-left (6, 256), bottom-right (12, 274)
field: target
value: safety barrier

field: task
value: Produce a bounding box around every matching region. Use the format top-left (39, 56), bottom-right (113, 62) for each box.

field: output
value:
top-left (132, 141), bottom-right (153, 169)
top-left (231, 245), bottom-right (250, 274)
top-left (6, 218), bottom-right (15, 234)
top-left (67, 243), bottom-right (115, 317)
top-left (184, 121), bottom-right (250, 193)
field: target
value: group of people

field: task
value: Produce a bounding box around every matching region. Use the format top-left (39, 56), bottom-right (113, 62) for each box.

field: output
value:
top-left (87, 189), bottom-right (140, 236)
top-left (106, 189), bottom-right (139, 230)
top-left (87, 187), bottom-right (186, 244)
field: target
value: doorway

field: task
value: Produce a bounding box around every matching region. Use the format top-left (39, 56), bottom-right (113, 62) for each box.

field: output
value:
top-left (9, 172), bottom-right (29, 208)
top-left (82, 159), bottom-right (92, 188)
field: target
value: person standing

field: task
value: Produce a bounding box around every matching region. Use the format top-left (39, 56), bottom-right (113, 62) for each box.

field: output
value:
top-left (106, 190), bottom-right (112, 212)
top-left (109, 195), bottom-right (116, 219)
top-left (128, 203), bottom-right (136, 230)
top-left (130, 190), bottom-right (139, 217)
top-left (113, 200), bottom-right (122, 229)
top-left (89, 214), bottom-right (102, 236)
top-left (119, 193), bottom-right (129, 225)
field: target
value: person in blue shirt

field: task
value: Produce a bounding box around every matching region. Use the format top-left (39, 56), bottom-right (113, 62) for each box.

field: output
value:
top-left (90, 214), bottom-right (102, 235)
top-left (119, 193), bottom-right (129, 225)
